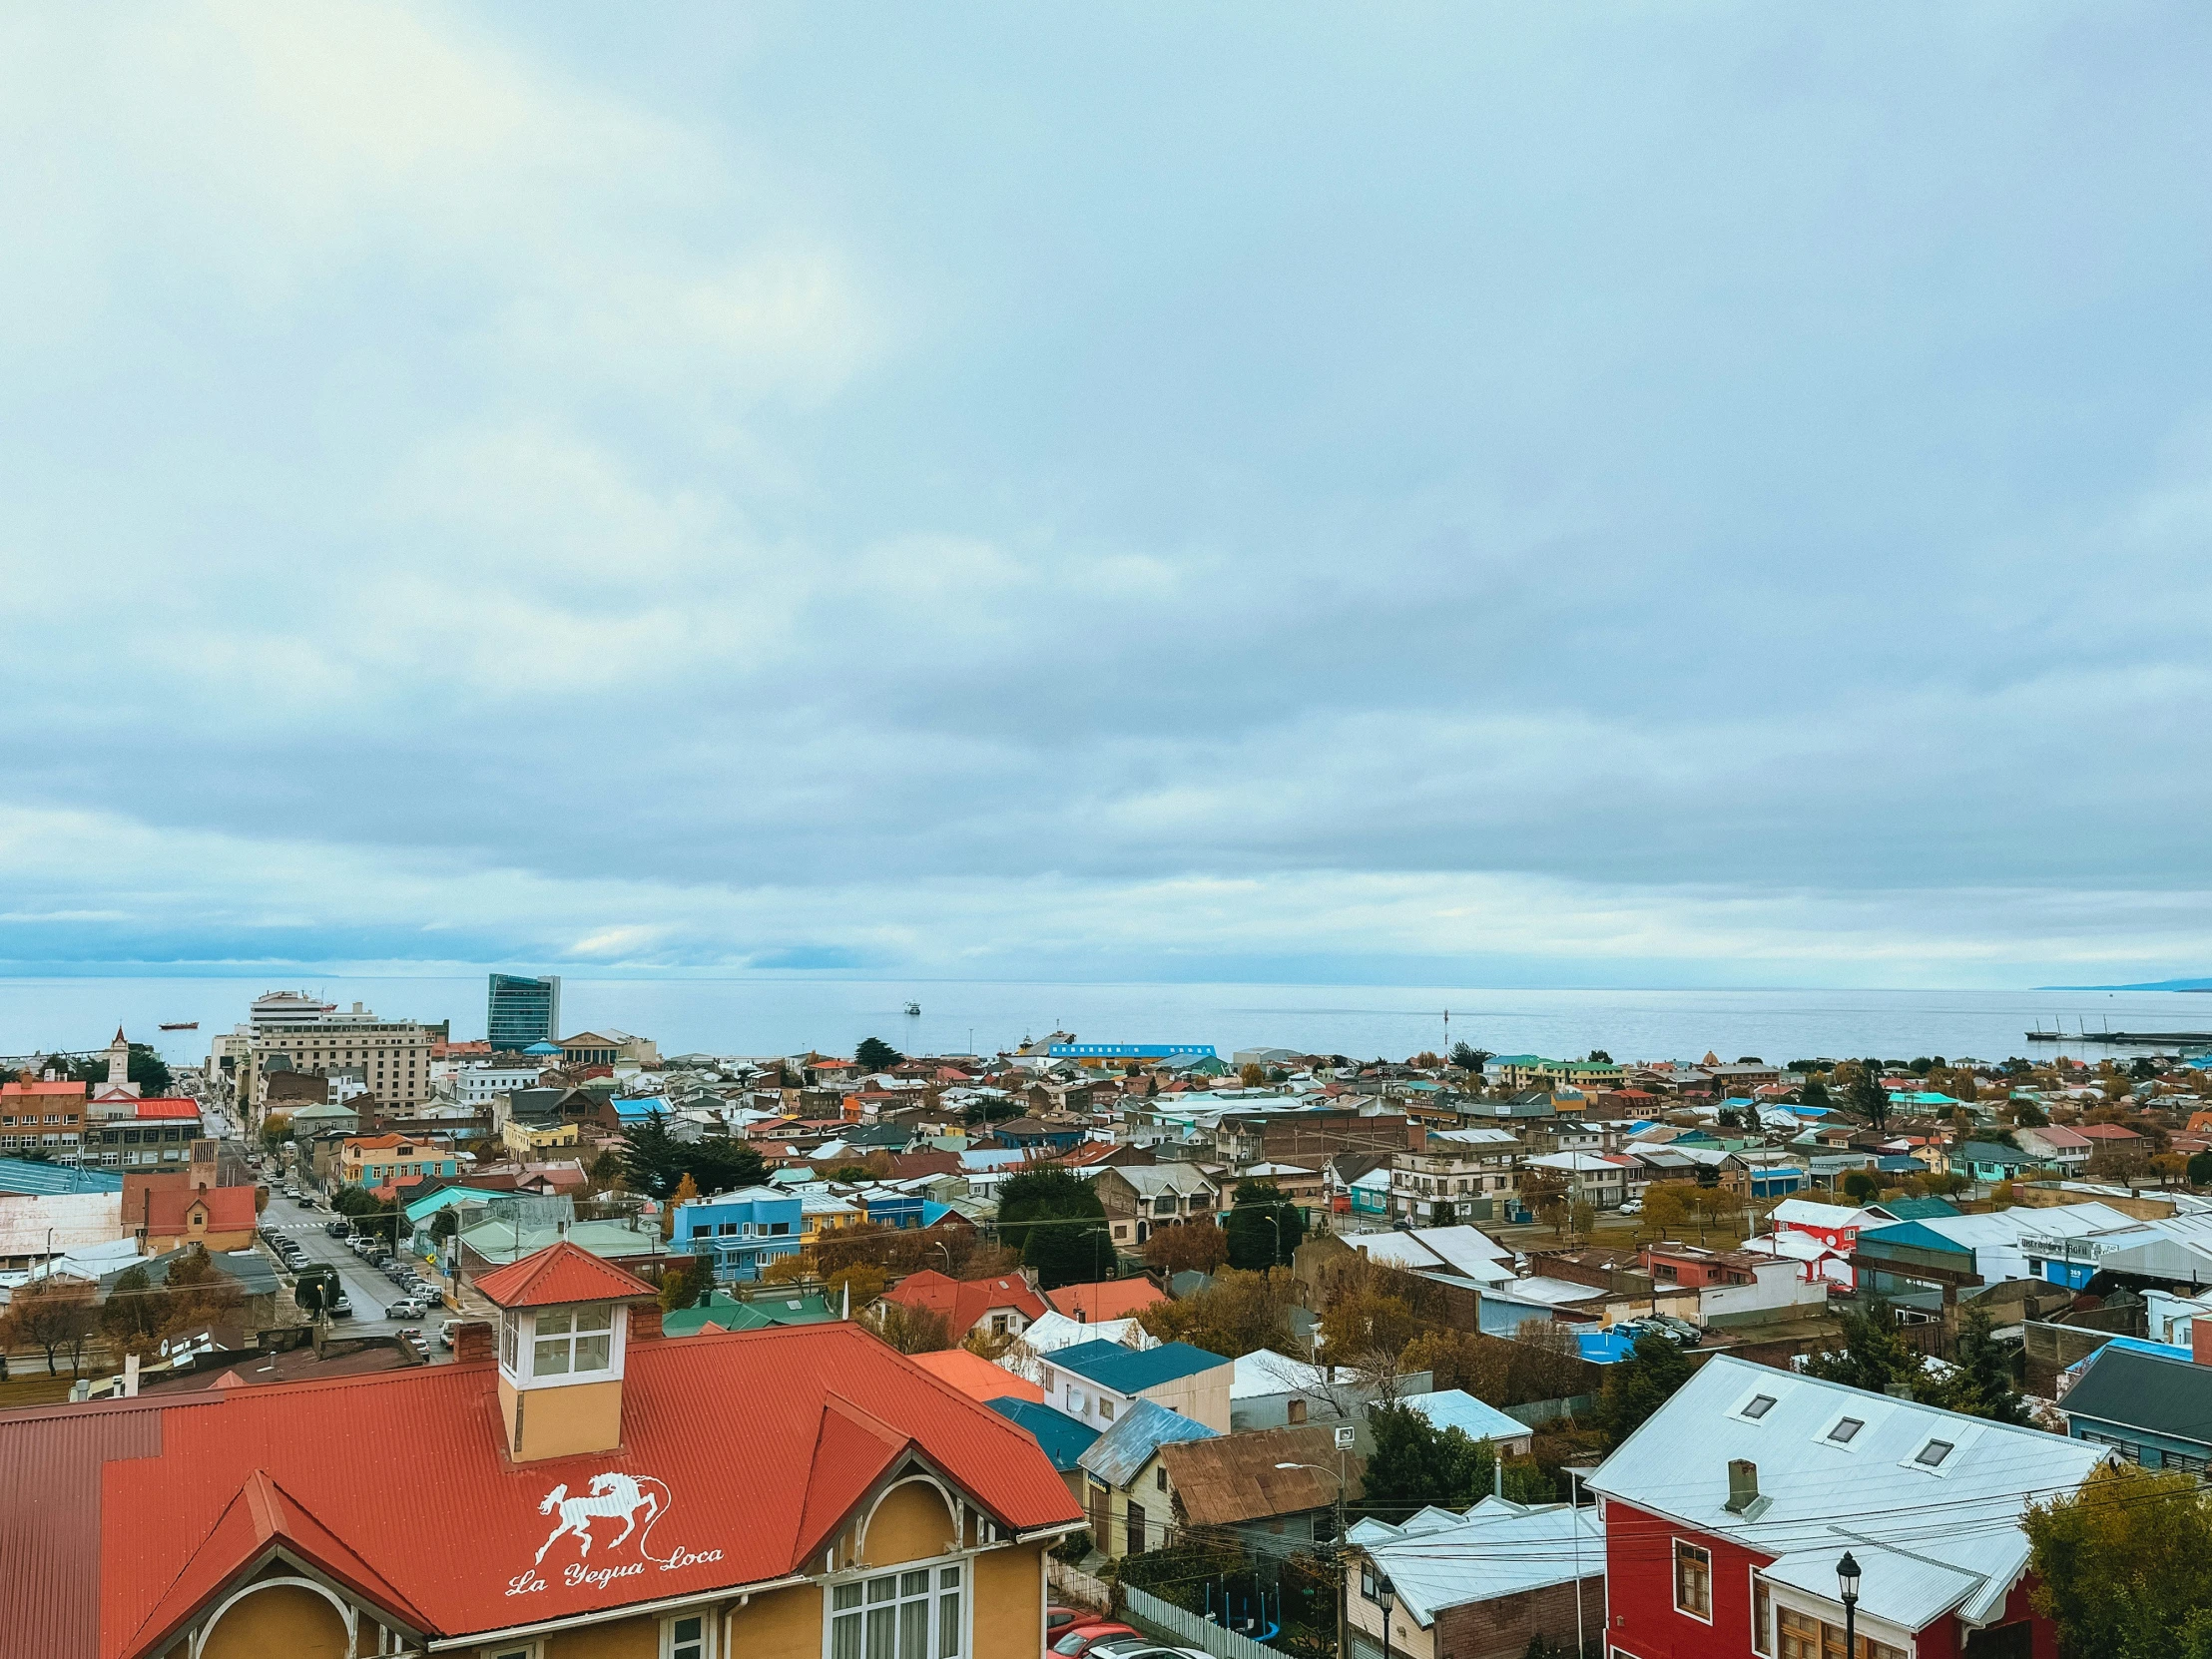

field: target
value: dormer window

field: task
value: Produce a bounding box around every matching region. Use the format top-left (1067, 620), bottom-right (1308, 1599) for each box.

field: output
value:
top-left (534, 1306), bottom-right (614, 1376)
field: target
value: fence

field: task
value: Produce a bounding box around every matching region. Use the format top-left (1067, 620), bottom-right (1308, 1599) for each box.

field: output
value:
top-left (1504, 1393), bottom-right (1595, 1426)
top-left (1123, 1584), bottom-right (1285, 1659)
top-left (1046, 1557), bottom-right (1113, 1614)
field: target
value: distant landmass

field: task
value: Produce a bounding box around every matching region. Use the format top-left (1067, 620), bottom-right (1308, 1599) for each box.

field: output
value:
top-left (2035, 977), bottom-right (2212, 991)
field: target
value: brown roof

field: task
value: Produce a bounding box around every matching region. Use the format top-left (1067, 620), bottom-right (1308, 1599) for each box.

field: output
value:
top-left (1159, 1423), bottom-right (1361, 1527)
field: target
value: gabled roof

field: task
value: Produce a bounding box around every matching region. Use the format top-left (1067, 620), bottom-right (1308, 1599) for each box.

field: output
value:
top-left (1353, 1497), bottom-right (1601, 1623)
top-left (1044, 1279), bottom-right (1166, 1323)
top-left (909, 1349), bottom-right (1044, 1404)
top-left (1588, 1355), bottom-right (2109, 1632)
top-left (1158, 1423), bottom-right (1359, 1525)
top-left (877, 1270), bottom-right (1047, 1337)
top-left (471, 1239), bottom-right (656, 1309)
top-left (2061, 1345), bottom-right (2212, 1448)
top-left (1049, 1339), bottom-right (1229, 1393)
top-left (47, 1319), bottom-right (1079, 1658)
top-left (1077, 1397), bottom-right (1216, 1487)
top-left (1400, 1388), bottom-right (1532, 1444)
top-left (141, 1186), bottom-right (257, 1235)
top-left (123, 1469), bottom-right (432, 1658)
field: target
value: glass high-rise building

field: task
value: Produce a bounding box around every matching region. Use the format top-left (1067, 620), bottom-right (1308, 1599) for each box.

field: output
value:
top-left (486, 973), bottom-right (562, 1052)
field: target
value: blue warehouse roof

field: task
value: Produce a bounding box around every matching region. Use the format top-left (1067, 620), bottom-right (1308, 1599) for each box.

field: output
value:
top-left (0, 1158), bottom-right (125, 1195)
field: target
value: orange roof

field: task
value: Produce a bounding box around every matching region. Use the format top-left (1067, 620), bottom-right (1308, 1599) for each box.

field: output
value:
top-left (1043, 1279), bottom-right (1166, 1323)
top-left (23, 1314), bottom-right (1082, 1657)
top-left (909, 1348), bottom-right (1044, 1404)
top-left (878, 1269), bottom-right (1047, 1337)
top-left (472, 1240), bottom-right (656, 1309)
top-left (133, 1098), bottom-right (200, 1120)
top-left (0, 1079), bottom-right (88, 1098)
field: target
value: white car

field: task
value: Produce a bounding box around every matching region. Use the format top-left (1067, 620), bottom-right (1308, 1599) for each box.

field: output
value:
top-left (1619, 1199), bottom-right (1643, 1216)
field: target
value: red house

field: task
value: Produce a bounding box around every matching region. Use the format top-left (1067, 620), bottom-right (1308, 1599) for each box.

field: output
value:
top-left (1588, 1355), bottom-right (2108, 1659)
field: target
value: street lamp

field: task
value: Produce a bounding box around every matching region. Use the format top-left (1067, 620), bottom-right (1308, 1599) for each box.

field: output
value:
top-left (1375, 1573), bottom-right (1396, 1659)
top-left (1837, 1551), bottom-right (1861, 1659)
top-left (1277, 1458), bottom-right (1350, 1658)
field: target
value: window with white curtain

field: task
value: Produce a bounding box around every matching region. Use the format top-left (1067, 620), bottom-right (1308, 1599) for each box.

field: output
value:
top-left (829, 1564), bottom-right (963, 1659)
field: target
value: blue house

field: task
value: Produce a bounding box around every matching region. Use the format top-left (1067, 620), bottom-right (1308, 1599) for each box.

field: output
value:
top-left (859, 1188), bottom-right (927, 1231)
top-left (2061, 1344), bottom-right (2212, 1474)
top-left (671, 1184), bottom-right (805, 1281)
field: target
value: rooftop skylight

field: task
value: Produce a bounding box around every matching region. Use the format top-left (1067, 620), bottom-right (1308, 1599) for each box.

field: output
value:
top-left (1827, 1417), bottom-right (1865, 1444)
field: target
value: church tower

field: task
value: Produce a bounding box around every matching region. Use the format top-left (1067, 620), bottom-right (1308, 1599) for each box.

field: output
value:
top-left (107, 1027), bottom-right (132, 1091)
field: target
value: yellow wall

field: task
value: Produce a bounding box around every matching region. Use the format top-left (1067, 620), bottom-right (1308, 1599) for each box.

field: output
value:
top-left (200, 1583), bottom-right (349, 1659)
top-left (546, 1611), bottom-right (659, 1659)
top-left (500, 1377), bottom-right (624, 1460)
top-left (974, 1544), bottom-right (1044, 1659)
top-left (866, 1480), bottom-right (959, 1566)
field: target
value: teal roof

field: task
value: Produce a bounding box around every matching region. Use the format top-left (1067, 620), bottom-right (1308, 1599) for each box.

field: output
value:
top-left (1857, 1219), bottom-right (1972, 1256)
top-left (1051, 1339), bottom-right (1230, 1392)
top-left (988, 1397), bottom-right (1102, 1471)
top-left (0, 1158), bottom-right (124, 1195)
top-left (664, 1291), bottom-right (834, 1336)
top-left (1876, 1197), bottom-right (1962, 1221)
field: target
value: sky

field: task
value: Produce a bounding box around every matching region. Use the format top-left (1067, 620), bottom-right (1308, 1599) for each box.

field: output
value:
top-left (3, 2), bottom-right (2211, 988)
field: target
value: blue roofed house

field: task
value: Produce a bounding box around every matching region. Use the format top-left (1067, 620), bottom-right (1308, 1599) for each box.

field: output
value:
top-left (1041, 1338), bottom-right (1234, 1433)
top-left (987, 1396), bottom-right (1102, 1511)
top-left (670, 1184), bottom-right (804, 1281)
top-left (1075, 1397), bottom-right (1217, 1556)
top-left (2059, 1341), bottom-right (2212, 1475)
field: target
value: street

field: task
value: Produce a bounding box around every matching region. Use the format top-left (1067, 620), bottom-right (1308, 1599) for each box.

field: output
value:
top-left (258, 1192), bottom-right (453, 1359)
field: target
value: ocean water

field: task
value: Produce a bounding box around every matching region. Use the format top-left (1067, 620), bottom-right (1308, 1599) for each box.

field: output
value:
top-left (0, 976), bottom-right (2202, 1069)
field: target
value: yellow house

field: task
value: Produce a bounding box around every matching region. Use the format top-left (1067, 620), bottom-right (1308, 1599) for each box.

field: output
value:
top-left (501, 1116), bottom-right (582, 1158)
top-left (22, 1242), bottom-right (1081, 1659)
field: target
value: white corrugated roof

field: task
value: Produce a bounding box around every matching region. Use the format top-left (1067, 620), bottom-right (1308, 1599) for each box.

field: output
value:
top-left (1401, 1388), bottom-right (1532, 1444)
top-left (1588, 1355), bottom-right (2109, 1630)
top-left (1356, 1498), bottom-right (1602, 1623)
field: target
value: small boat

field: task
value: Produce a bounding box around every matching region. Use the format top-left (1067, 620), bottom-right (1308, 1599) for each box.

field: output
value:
top-left (903, 1001), bottom-right (921, 1016)
top-left (159, 1021), bottom-right (200, 1031)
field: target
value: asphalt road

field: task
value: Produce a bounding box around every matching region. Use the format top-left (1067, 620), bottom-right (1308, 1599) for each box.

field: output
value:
top-left (258, 1192), bottom-right (452, 1360)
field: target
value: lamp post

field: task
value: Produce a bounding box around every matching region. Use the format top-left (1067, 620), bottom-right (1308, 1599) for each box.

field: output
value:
top-left (1277, 1458), bottom-right (1350, 1659)
top-left (1376, 1573), bottom-right (1395, 1659)
top-left (1837, 1550), bottom-right (1861, 1659)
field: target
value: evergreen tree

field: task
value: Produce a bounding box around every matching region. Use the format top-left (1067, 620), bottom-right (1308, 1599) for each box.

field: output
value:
top-left (619, 1109), bottom-right (685, 1198)
top-left (1225, 1180), bottom-right (1306, 1271)
top-left (1359, 1402), bottom-right (1552, 1516)
top-left (1938, 1301), bottom-right (2029, 1423)
top-left (855, 1036), bottom-right (904, 1072)
top-left (1805, 1298), bottom-right (1918, 1394)
top-left (1598, 1333), bottom-right (1693, 1445)
top-left (998, 1167), bottom-right (1112, 1289)
top-left (1848, 1059), bottom-right (1891, 1133)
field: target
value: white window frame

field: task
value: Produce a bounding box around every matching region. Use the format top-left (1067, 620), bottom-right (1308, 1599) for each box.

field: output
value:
top-left (1672, 1537), bottom-right (1713, 1625)
top-left (481, 1643), bottom-right (541, 1659)
top-left (822, 1554), bottom-right (970, 1659)
top-left (662, 1606), bottom-right (719, 1659)
top-left (1750, 1567), bottom-right (1772, 1657)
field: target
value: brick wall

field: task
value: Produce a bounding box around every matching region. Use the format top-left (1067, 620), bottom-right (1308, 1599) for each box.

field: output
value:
top-left (1433, 1574), bottom-right (1603, 1659)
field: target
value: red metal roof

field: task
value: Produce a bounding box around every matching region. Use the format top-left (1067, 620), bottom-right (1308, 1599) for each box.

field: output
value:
top-left (50, 1319), bottom-right (1080, 1657)
top-left (908, 1349), bottom-right (1044, 1404)
top-left (470, 1239), bottom-right (659, 1309)
top-left (131, 1098), bottom-right (201, 1120)
top-left (0, 1079), bottom-right (89, 1098)
top-left (877, 1269), bottom-right (1047, 1337)
top-left (142, 1186), bottom-right (257, 1236)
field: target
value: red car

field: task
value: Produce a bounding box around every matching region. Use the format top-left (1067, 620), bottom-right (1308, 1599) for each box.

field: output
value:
top-left (1046, 1607), bottom-right (1091, 1637)
top-left (1048, 1622), bottom-right (1139, 1657)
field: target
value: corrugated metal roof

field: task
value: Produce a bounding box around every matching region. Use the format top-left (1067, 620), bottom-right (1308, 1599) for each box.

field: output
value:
top-left (1077, 1397), bottom-right (1215, 1487)
top-left (1356, 1497), bottom-right (1601, 1623)
top-left (75, 1317), bottom-right (1078, 1658)
top-left (0, 1158), bottom-right (124, 1196)
top-left (1157, 1423), bottom-right (1356, 1526)
top-left (1400, 1388), bottom-right (1532, 1444)
top-left (2061, 1345), bottom-right (2212, 1449)
top-left (1588, 1355), bottom-right (2111, 1630)
top-left (471, 1239), bottom-right (656, 1307)
top-left (987, 1397), bottom-right (1101, 1471)
top-left (0, 1396), bottom-right (177, 1659)
top-left (1051, 1339), bottom-right (1229, 1392)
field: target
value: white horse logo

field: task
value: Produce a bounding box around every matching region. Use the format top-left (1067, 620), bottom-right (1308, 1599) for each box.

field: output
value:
top-left (534, 1471), bottom-right (674, 1564)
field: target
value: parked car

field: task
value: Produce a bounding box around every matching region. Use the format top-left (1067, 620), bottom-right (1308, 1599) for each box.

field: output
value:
top-left (1652, 1314), bottom-right (1704, 1346)
top-left (1046, 1608), bottom-right (1090, 1637)
top-left (438, 1319), bottom-right (460, 1350)
top-left (385, 1299), bottom-right (428, 1320)
top-left (1049, 1624), bottom-right (1140, 1658)
top-left (1619, 1198), bottom-right (1644, 1216)
top-left (281, 1185), bottom-right (298, 1199)
top-left (324, 1220), bottom-right (350, 1238)
top-left (329, 1293), bottom-right (353, 1319)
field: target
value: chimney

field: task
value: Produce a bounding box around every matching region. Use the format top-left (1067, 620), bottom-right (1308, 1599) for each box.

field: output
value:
top-left (1725, 1459), bottom-right (1760, 1514)
top-left (453, 1321), bottom-right (496, 1364)
top-left (630, 1303), bottom-right (664, 1342)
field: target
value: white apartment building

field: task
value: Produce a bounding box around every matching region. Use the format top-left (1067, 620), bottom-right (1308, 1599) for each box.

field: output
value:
top-left (1389, 1126), bottom-right (1521, 1223)
top-left (451, 1063), bottom-right (549, 1107)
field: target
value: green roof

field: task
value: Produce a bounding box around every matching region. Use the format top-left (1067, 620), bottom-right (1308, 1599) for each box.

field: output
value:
top-left (664, 1291), bottom-right (834, 1336)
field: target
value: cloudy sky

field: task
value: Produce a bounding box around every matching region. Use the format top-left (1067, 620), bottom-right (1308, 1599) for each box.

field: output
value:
top-left (3, 3), bottom-right (2211, 987)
